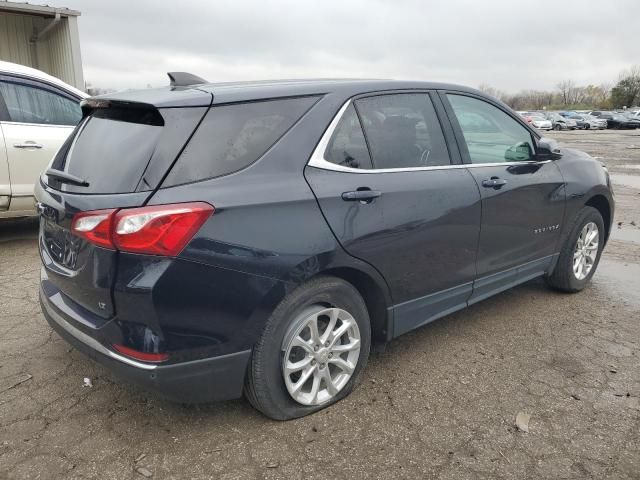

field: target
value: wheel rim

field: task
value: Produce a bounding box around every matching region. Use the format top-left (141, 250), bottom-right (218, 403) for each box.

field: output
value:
top-left (282, 306), bottom-right (361, 406)
top-left (573, 222), bottom-right (599, 280)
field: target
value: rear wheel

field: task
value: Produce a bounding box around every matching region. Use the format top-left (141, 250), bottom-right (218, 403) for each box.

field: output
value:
top-left (553, 124), bottom-right (562, 131)
top-left (545, 207), bottom-right (604, 292)
top-left (245, 276), bottom-right (371, 420)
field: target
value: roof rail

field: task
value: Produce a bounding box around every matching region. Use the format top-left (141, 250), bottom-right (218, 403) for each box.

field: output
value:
top-left (167, 72), bottom-right (208, 87)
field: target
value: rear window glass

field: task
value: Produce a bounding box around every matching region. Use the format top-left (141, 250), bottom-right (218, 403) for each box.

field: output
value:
top-left (163, 96), bottom-right (318, 186)
top-left (51, 112), bottom-right (163, 193)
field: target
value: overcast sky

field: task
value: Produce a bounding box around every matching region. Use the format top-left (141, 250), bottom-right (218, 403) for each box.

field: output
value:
top-left (49, 0), bottom-right (639, 93)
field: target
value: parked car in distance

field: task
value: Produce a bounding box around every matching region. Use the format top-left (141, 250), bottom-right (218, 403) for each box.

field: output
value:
top-left (37, 76), bottom-right (614, 419)
top-left (593, 111), bottom-right (640, 129)
top-left (529, 114), bottom-right (552, 130)
top-left (544, 112), bottom-right (577, 130)
top-left (620, 112), bottom-right (640, 128)
top-left (570, 114), bottom-right (607, 130)
top-left (0, 61), bottom-right (86, 218)
top-left (567, 114), bottom-right (588, 129)
top-left (517, 111), bottom-right (533, 124)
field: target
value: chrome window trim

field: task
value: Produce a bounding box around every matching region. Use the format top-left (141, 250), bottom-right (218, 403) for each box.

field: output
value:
top-left (307, 100), bottom-right (550, 174)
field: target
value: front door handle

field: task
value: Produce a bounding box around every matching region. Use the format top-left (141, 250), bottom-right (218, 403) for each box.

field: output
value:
top-left (341, 189), bottom-right (382, 202)
top-left (481, 177), bottom-right (507, 189)
top-left (14, 142), bottom-right (43, 149)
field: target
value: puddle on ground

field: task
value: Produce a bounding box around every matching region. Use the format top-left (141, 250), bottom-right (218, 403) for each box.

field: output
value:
top-left (594, 258), bottom-right (640, 307)
top-left (610, 226), bottom-right (640, 244)
top-left (611, 174), bottom-right (640, 190)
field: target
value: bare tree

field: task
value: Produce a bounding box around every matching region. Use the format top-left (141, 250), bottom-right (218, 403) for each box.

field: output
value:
top-left (478, 83), bottom-right (506, 102)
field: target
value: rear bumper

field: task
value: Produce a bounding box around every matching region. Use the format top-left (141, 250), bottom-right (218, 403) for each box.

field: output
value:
top-left (40, 286), bottom-right (251, 403)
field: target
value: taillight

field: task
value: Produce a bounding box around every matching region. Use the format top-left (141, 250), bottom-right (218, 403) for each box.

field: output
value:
top-left (71, 209), bottom-right (116, 249)
top-left (112, 344), bottom-right (169, 363)
top-left (71, 202), bottom-right (213, 256)
top-left (113, 202), bottom-right (214, 256)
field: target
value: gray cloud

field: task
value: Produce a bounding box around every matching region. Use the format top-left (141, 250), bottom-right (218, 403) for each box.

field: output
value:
top-left (51, 0), bottom-right (640, 92)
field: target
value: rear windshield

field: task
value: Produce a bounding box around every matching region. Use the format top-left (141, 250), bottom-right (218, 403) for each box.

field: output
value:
top-left (57, 115), bottom-right (160, 192)
top-left (48, 106), bottom-right (206, 194)
top-left (162, 96), bottom-right (319, 187)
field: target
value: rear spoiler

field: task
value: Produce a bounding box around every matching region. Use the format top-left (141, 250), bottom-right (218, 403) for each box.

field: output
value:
top-left (80, 99), bottom-right (165, 126)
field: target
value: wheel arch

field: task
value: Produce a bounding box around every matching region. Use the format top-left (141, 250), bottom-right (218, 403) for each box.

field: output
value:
top-left (316, 266), bottom-right (392, 345)
top-left (585, 194), bottom-right (611, 243)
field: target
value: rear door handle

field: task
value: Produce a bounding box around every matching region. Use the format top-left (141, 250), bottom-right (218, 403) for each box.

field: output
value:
top-left (481, 177), bottom-right (507, 189)
top-left (14, 142), bottom-right (43, 149)
top-left (341, 189), bottom-right (382, 202)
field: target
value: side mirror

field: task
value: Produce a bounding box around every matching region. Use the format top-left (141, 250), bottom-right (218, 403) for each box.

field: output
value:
top-left (505, 142), bottom-right (534, 162)
top-left (536, 137), bottom-right (562, 160)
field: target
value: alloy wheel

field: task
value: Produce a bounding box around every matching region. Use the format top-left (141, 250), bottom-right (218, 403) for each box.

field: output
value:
top-left (282, 306), bottom-right (361, 406)
top-left (573, 222), bottom-right (599, 280)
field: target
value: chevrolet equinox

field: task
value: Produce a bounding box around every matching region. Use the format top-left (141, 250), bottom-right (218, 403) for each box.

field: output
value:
top-left (36, 75), bottom-right (614, 420)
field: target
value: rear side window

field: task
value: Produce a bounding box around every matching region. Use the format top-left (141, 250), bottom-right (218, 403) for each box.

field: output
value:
top-left (325, 104), bottom-right (373, 169)
top-left (164, 96), bottom-right (318, 186)
top-left (354, 93), bottom-right (450, 169)
top-left (0, 81), bottom-right (81, 125)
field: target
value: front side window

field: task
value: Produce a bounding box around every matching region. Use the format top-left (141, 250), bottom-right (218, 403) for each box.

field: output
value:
top-left (324, 104), bottom-right (372, 169)
top-left (0, 81), bottom-right (81, 125)
top-left (354, 94), bottom-right (450, 169)
top-left (447, 94), bottom-right (535, 163)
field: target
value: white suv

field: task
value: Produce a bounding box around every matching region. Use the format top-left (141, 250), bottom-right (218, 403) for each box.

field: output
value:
top-left (0, 61), bottom-right (87, 218)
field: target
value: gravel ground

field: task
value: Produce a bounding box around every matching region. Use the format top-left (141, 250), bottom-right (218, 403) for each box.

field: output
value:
top-left (1, 130), bottom-right (639, 480)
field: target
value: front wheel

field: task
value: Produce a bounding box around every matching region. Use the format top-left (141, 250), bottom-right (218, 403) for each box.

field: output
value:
top-left (545, 206), bottom-right (605, 292)
top-left (245, 276), bottom-right (371, 420)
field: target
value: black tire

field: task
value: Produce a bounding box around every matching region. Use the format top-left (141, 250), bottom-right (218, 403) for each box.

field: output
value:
top-left (245, 276), bottom-right (371, 420)
top-left (545, 206), bottom-right (605, 293)
top-left (553, 124), bottom-right (562, 131)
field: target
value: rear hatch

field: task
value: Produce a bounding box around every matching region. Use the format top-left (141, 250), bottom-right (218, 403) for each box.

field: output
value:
top-left (37, 89), bottom-right (211, 321)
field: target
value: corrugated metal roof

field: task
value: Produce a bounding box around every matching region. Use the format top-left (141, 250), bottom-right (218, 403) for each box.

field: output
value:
top-left (0, 1), bottom-right (80, 17)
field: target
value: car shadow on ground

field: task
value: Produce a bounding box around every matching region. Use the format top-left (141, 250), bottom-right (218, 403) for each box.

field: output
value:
top-left (0, 217), bottom-right (38, 243)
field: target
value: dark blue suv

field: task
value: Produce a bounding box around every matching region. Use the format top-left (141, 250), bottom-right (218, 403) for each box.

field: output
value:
top-left (36, 76), bottom-right (614, 419)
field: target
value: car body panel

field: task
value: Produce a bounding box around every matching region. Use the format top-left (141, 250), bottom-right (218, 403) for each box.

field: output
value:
top-left (34, 78), bottom-right (615, 404)
top-left (35, 180), bottom-right (151, 318)
top-left (0, 125), bottom-right (9, 211)
top-left (0, 121), bottom-right (74, 215)
top-left (464, 162), bottom-right (565, 279)
top-left (554, 147), bottom-right (615, 242)
top-left (305, 166), bottom-right (482, 336)
top-left (0, 62), bottom-right (86, 218)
